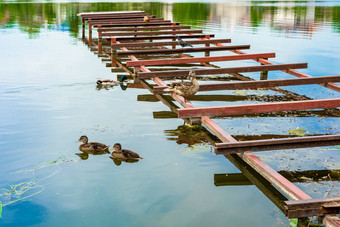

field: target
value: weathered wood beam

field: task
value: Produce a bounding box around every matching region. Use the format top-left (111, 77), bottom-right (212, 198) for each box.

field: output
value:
top-left (215, 134), bottom-right (340, 154)
top-left (99, 25), bottom-right (191, 32)
top-left (284, 197), bottom-right (340, 218)
top-left (138, 63), bottom-right (308, 79)
top-left (127, 52), bottom-right (275, 67)
top-left (112, 39), bottom-right (231, 49)
top-left (102, 29), bottom-right (203, 37)
top-left (178, 98), bottom-right (340, 118)
top-left (117, 45), bottom-right (250, 56)
top-left (153, 75), bottom-right (340, 93)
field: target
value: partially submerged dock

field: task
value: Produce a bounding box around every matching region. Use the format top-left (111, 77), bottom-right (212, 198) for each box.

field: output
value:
top-left (78, 10), bottom-right (340, 226)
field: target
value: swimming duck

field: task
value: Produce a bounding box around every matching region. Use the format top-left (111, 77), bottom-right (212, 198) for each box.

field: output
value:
top-left (77, 135), bottom-right (109, 152)
top-left (143, 16), bottom-right (150, 22)
top-left (164, 70), bottom-right (199, 101)
top-left (96, 75), bottom-right (128, 86)
top-left (111, 143), bottom-right (143, 160)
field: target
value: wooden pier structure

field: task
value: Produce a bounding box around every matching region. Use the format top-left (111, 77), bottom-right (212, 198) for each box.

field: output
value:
top-left (78, 11), bottom-right (340, 226)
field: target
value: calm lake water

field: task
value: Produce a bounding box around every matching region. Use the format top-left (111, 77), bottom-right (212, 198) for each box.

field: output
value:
top-left (1, 1), bottom-right (340, 226)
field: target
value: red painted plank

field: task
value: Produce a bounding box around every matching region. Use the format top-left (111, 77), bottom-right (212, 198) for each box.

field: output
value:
top-left (99, 26), bottom-right (191, 32)
top-left (117, 45), bottom-right (250, 56)
top-left (215, 134), bottom-right (340, 154)
top-left (111, 39), bottom-right (231, 49)
top-left (127, 53), bottom-right (276, 67)
top-left (153, 75), bottom-right (340, 93)
top-left (137, 63), bottom-right (307, 78)
top-left (102, 30), bottom-right (203, 36)
top-left (178, 98), bottom-right (340, 118)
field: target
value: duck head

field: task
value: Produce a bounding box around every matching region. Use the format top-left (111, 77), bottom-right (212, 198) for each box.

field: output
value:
top-left (112, 143), bottom-right (122, 152)
top-left (119, 75), bottom-right (128, 82)
top-left (188, 70), bottom-right (196, 80)
top-left (78, 135), bottom-right (88, 144)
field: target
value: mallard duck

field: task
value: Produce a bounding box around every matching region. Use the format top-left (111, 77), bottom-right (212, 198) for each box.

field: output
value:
top-left (143, 16), bottom-right (150, 22)
top-left (77, 135), bottom-right (109, 152)
top-left (164, 70), bottom-right (199, 101)
top-left (96, 75), bottom-right (127, 86)
top-left (111, 143), bottom-right (143, 160)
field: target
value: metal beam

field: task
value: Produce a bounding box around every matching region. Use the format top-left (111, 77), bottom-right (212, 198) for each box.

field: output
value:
top-left (93, 22), bottom-right (180, 27)
top-left (153, 75), bottom-right (340, 93)
top-left (110, 34), bottom-right (213, 41)
top-left (127, 52), bottom-right (275, 67)
top-left (102, 30), bottom-right (203, 37)
top-left (117, 45), bottom-right (250, 56)
top-left (138, 63), bottom-right (308, 79)
top-left (178, 98), bottom-right (340, 118)
top-left (112, 39), bottom-right (231, 49)
top-left (99, 26), bottom-right (191, 32)
top-left (215, 134), bottom-right (340, 154)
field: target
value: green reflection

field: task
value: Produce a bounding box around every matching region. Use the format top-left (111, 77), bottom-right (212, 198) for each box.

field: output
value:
top-left (0, 2), bottom-right (339, 38)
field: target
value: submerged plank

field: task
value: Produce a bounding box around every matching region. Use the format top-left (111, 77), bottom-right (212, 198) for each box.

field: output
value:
top-left (102, 29), bottom-right (203, 36)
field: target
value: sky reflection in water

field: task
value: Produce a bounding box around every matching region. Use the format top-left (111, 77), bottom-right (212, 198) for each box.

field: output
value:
top-left (0, 1), bottom-right (340, 226)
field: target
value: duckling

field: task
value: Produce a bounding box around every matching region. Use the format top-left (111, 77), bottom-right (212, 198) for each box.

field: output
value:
top-left (111, 143), bottom-right (143, 160)
top-left (77, 135), bottom-right (109, 152)
top-left (143, 15), bottom-right (150, 22)
top-left (164, 70), bottom-right (199, 102)
top-left (96, 75), bottom-right (128, 86)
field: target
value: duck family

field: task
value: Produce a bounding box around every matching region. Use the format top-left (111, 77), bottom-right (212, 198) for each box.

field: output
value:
top-left (76, 136), bottom-right (142, 163)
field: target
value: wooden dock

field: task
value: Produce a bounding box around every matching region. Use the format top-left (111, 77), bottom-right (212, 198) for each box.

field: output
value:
top-left (78, 11), bottom-right (340, 226)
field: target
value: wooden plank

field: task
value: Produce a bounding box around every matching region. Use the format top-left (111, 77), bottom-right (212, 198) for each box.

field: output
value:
top-left (110, 34), bottom-right (214, 41)
top-left (93, 22), bottom-right (180, 27)
top-left (153, 75), bottom-right (340, 93)
top-left (127, 53), bottom-right (276, 67)
top-left (138, 63), bottom-right (308, 79)
top-left (112, 39), bottom-right (231, 49)
top-left (99, 26), bottom-right (191, 32)
top-left (215, 134), bottom-right (340, 154)
top-left (178, 98), bottom-right (340, 118)
top-left (117, 45), bottom-right (250, 56)
top-left (102, 30), bottom-right (203, 37)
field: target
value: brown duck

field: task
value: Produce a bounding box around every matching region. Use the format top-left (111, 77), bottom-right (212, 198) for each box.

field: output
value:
top-left (164, 70), bottom-right (199, 100)
top-left (77, 135), bottom-right (109, 152)
top-left (111, 143), bottom-right (143, 160)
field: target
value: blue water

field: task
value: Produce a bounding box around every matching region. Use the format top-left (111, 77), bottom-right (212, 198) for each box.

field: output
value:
top-left (0, 1), bottom-right (340, 226)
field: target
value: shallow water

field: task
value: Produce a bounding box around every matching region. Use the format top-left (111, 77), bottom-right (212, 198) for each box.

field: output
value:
top-left (0, 1), bottom-right (340, 226)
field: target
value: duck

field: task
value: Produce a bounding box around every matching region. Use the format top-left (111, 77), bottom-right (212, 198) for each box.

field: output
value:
top-left (77, 135), bottom-right (109, 153)
top-left (96, 75), bottom-right (128, 86)
top-left (111, 143), bottom-right (143, 160)
top-left (143, 16), bottom-right (150, 22)
top-left (164, 70), bottom-right (199, 101)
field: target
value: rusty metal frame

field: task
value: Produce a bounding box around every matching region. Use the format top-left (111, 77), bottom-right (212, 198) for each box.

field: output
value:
top-left (78, 11), bottom-right (340, 226)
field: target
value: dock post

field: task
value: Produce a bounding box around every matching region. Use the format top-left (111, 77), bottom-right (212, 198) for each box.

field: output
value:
top-left (205, 35), bottom-right (211, 57)
top-left (111, 37), bottom-right (117, 67)
top-left (88, 23), bottom-right (92, 44)
top-left (98, 25), bottom-right (102, 54)
top-left (260, 58), bottom-right (269, 80)
top-left (82, 18), bottom-right (85, 38)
